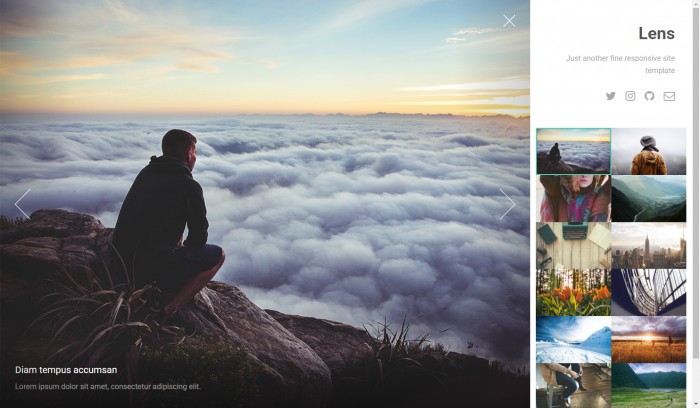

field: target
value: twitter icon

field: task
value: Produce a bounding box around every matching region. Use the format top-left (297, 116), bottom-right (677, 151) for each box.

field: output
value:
top-left (606, 92), bottom-right (616, 100)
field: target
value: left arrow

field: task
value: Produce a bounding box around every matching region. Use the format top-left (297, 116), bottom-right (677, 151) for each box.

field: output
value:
top-left (15, 189), bottom-right (31, 219)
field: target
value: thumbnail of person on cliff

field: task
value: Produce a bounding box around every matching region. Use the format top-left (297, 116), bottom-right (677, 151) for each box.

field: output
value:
top-left (540, 363), bottom-right (584, 408)
top-left (539, 175), bottom-right (611, 222)
top-left (113, 129), bottom-right (226, 316)
top-left (548, 143), bottom-right (561, 162)
top-left (631, 135), bottom-right (667, 175)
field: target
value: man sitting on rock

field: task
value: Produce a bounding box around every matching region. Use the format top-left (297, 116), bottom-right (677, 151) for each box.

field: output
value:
top-left (113, 129), bottom-right (225, 316)
top-left (548, 142), bottom-right (561, 162)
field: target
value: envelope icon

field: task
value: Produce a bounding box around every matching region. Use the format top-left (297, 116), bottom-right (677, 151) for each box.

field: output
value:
top-left (664, 92), bottom-right (676, 101)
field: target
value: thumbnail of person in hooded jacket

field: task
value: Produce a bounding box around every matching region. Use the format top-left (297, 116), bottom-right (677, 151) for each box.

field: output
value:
top-left (631, 135), bottom-right (667, 175)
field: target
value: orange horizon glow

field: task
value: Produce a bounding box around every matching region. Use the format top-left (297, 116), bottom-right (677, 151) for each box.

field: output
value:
top-left (0, 108), bottom-right (531, 119)
top-left (0, 2), bottom-right (530, 117)
top-left (537, 129), bottom-right (611, 143)
top-left (0, 86), bottom-right (530, 117)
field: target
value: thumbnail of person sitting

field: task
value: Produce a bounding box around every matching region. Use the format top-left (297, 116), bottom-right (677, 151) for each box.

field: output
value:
top-left (540, 363), bottom-right (585, 408)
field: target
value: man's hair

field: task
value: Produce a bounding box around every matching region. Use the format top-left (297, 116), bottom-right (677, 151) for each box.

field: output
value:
top-left (162, 129), bottom-right (197, 158)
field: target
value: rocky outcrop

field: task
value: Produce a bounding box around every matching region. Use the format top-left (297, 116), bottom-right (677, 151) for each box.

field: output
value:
top-left (266, 310), bottom-right (374, 379)
top-left (1, 210), bottom-right (532, 407)
top-left (179, 284), bottom-right (332, 407)
top-left (1, 210), bottom-right (332, 407)
top-left (537, 152), bottom-right (608, 174)
top-left (1, 210), bottom-right (114, 372)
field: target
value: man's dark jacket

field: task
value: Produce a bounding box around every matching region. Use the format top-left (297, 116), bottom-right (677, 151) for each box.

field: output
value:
top-left (113, 155), bottom-right (208, 287)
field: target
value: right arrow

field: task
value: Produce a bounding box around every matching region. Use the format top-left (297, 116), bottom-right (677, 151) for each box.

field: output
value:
top-left (499, 188), bottom-right (516, 220)
top-left (15, 189), bottom-right (31, 219)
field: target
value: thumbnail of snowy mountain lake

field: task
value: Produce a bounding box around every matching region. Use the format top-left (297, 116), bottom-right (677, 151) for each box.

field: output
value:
top-left (536, 316), bottom-right (611, 363)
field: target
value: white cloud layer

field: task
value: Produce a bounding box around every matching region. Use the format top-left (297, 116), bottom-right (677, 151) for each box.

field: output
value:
top-left (0, 114), bottom-right (530, 365)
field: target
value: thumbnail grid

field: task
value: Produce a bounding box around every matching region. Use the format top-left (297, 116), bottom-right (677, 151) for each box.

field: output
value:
top-left (534, 128), bottom-right (687, 408)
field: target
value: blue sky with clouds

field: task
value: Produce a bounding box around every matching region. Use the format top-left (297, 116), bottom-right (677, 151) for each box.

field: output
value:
top-left (0, 0), bottom-right (529, 115)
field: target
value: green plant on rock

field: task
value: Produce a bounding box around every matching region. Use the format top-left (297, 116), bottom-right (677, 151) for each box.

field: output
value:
top-left (32, 245), bottom-right (186, 386)
top-left (330, 317), bottom-right (529, 408)
top-left (140, 339), bottom-right (260, 408)
top-left (362, 317), bottom-right (452, 395)
top-left (0, 215), bottom-right (29, 229)
top-left (31, 244), bottom-right (261, 407)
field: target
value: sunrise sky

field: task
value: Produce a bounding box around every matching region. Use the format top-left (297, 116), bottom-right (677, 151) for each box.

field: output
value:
top-left (0, 0), bottom-right (529, 116)
top-left (630, 363), bottom-right (686, 374)
top-left (612, 316), bottom-right (686, 340)
top-left (612, 222), bottom-right (687, 250)
top-left (537, 128), bottom-right (611, 143)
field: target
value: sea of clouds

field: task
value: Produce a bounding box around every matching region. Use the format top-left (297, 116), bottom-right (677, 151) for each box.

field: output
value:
top-left (0, 114), bottom-right (529, 365)
top-left (537, 141), bottom-right (610, 172)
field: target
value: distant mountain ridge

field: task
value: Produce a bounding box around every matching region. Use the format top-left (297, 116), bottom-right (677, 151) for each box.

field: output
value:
top-left (616, 176), bottom-right (685, 198)
top-left (612, 177), bottom-right (686, 222)
top-left (612, 364), bottom-right (648, 389)
top-left (611, 186), bottom-right (645, 221)
top-left (579, 326), bottom-right (612, 354)
top-left (638, 371), bottom-right (686, 389)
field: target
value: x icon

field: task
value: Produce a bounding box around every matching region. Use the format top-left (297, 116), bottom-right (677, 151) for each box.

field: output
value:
top-left (503, 14), bottom-right (516, 27)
